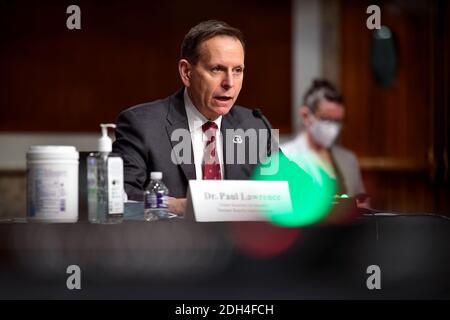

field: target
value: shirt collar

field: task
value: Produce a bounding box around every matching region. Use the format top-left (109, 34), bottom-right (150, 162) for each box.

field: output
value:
top-left (184, 88), bottom-right (222, 133)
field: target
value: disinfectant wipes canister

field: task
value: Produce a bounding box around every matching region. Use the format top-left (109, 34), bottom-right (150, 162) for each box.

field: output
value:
top-left (27, 145), bottom-right (79, 223)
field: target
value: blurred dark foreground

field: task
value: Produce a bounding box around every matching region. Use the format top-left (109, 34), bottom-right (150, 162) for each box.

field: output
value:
top-left (0, 214), bottom-right (449, 299)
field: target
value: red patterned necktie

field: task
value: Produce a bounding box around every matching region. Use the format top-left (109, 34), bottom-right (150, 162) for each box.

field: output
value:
top-left (202, 121), bottom-right (222, 180)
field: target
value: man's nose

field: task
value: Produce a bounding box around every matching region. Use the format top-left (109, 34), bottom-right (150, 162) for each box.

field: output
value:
top-left (222, 71), bottom-right (234, 89)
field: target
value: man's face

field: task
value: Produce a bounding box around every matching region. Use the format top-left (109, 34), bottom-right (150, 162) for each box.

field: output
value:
top-left (182, 36), bottom-right (245, 120)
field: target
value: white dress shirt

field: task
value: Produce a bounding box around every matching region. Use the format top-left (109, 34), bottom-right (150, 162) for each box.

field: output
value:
top-left (184, 89), bottom-right (224, 180)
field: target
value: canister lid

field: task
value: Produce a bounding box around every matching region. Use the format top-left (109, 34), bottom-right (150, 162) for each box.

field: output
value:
top-left (27, 145), bottom-right (79, 160)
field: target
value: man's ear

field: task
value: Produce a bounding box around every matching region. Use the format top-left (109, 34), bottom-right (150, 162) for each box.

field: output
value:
top-left (178, 59), bottom-right (191, 87)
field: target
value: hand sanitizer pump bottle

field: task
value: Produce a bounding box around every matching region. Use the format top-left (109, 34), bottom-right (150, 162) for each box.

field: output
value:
top-left (87, 124), bottom-right (124, 224)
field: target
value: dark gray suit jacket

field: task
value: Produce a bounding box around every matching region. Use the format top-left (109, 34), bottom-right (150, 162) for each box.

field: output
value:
top-left (113, 88), bottom-right (272, 201)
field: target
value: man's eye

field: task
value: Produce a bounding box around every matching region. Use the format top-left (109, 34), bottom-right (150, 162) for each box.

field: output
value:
top-left (234, 68), bottom-right (243, 74)
top-left (211, 67), bottom-right (221, 73)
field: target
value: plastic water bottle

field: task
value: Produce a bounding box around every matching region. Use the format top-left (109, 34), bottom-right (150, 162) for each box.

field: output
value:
top-left (144, 172), bottom-right (169, 221)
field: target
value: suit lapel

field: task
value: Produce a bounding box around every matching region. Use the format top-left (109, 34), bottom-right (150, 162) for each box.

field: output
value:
top-left (165, 88), bottom-right (196, 181)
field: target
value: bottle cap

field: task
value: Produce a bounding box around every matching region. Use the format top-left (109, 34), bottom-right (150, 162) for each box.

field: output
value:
top-left (150, 172), bottom-right (162, 180)
top-left (98, 124), bottom-right (116, 152)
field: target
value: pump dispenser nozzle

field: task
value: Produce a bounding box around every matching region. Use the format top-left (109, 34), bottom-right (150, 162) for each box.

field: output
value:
top-left (98, 123), bottom-right (116, 152)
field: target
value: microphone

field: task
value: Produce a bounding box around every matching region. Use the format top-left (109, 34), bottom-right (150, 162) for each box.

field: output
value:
top-left (252, 108), bottom-right (273, 157)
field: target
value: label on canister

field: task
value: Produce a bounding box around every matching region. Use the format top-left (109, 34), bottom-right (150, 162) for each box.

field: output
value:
top-left (27, 146), bottom-right (79, 223)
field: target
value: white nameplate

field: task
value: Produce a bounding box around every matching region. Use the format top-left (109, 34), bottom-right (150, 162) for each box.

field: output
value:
top-left (186, 180), bottom-right (292, 222)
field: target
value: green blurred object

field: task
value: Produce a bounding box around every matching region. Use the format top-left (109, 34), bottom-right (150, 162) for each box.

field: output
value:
top-left (252, 152), bottom-right (336, 227)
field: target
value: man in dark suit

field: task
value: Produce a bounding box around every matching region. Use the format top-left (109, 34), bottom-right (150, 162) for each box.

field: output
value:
top-left (113, 20), bottom-right (273, 214)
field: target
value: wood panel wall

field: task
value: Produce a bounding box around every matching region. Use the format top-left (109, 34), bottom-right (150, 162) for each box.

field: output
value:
top-left (339, 0), bottom-right (449, 213)
top-left (0, 0), bottom-right (292, 133)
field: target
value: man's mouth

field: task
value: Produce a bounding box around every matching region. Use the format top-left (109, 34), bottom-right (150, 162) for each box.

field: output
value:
top-left (214, 96), bottom-right (233, 102)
